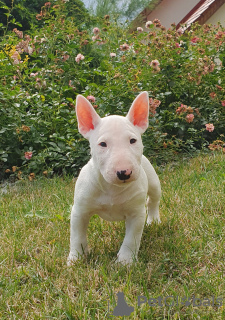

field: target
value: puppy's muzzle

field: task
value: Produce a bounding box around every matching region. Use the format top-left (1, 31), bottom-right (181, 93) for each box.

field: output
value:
top-left (117, 170), bottom-right (132, 181)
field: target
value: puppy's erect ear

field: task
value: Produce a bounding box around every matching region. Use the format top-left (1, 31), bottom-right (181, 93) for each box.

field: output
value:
top-left (76, 95), bottom-right (101, 139)
top-left (126, 91), bottom-right (149, 134)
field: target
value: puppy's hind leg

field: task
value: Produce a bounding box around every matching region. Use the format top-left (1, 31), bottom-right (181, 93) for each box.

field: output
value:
top-left (141, 156), bottom-right (161, 225)
top-left (146, 194), bottom-right (161, 225)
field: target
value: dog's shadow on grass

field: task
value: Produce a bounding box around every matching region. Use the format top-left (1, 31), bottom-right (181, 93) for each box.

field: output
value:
top-left (139, 219), bottom-right (189, 278)
top-left (140, 220), bottom-right (172, 262)
top-left (85, 217), bottom-right (182, 267)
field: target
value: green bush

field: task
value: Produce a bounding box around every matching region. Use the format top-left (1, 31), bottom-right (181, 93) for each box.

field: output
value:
top-left (0, 1), bottom-right (225, 180)
top-left (0, 0), bottom-right (90, 34)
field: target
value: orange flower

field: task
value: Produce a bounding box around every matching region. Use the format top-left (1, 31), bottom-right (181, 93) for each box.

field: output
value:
top-left (120, 43), bottom-right (130, 51)
top-left (210, 92), bottom-right (216, 99)
top-left (36, 13), bottom-right (43, 20)
top-left (17, 171), bottom-right (22, 180)
top-left (186, 106), bottom-right (194, 113)
top-left (22, 125), bottom-right (30, 132)
top-left (44, 2), bottom-right (51, 7)
top-left (216, 85), bottom-right (222, 91)
top-left (29, 173), bottom-right (35, 181)
top-left (43, 171), bottom-right (48, 177)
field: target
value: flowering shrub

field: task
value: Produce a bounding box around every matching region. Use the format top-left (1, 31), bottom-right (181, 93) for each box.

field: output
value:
top-left (0, 0), bottom-right (225, 180)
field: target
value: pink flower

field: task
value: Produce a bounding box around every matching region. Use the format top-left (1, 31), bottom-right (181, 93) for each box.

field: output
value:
top-left (93, 27), bottom-right (100, 34)
top-left (175, 43), bottom-right (180, 48)
top-left (24, 151), bottom-right (33, 160)
top-left (87, 95), bottom-right (96, 103)
top-left (186, 114), bottom-right (194, 123)
top-left (150, 60), bottom-right (160, 71)
top-left (137, 27), bottom-right (143, 32)
top-left (30, 72), bottom-right (38, 77)
top-left (11, 51), bottom-right (21, 65)
top-left (62, 54), bottom-right (69, 61)
top-left (145, 21), bottom-right (153, 28)
top-left (205, 123), bottom-right (214, 132)
top-left (221, 100), bottom-right (225, 107)
top-left (150, 59), bottom-right (160, 67)
top-left (191, 37), bottom-right (200, 43)
top-left (149, 98), bottom-right (161, 116)
top-left (149, 98), bottom-right (161, 108)
top-left (110, 52), bottom-right (116, 57)
top-left (13, 28), bottom-right (23, 39)
top-left (92, 35), bottom-right (101, 42)
top-left (215, 31), bottom-right (225, 39)
top-left (75, 53), bottom-right (84, 63)
top-left (176, 104), bottom-right (188, 114)
top-left (69, 80), bottom-right (76, 90)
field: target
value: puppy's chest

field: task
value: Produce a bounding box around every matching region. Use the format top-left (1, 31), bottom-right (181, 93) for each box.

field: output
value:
top-left (97, 203), bottom-right (127, 221)
top-left (93, 192), bottom-right (146, 221)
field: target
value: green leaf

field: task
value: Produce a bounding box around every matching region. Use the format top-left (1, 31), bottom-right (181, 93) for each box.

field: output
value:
top-left (55, 214), bottom-right (64, 221)
top-left (1, 5), bottom-right (10, 10)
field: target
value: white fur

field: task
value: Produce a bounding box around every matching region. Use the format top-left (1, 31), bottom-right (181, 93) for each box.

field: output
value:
top-left (68, 92), bottom-right (161, 265)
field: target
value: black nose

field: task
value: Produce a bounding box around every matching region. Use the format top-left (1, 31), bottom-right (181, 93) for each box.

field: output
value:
top-left (117, 170), bottom-right (132, 181)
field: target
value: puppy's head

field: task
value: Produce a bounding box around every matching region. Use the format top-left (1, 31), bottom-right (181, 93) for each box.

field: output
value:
top-left (76, 92), bottom-right (149, 185)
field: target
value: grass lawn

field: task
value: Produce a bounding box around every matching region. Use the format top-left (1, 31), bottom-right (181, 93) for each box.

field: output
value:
top-left (0, 152), bottom-right (224, 319)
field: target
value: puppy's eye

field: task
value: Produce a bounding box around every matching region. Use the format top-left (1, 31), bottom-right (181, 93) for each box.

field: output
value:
top-left (99, 142), bottom-right (107, 147)
top-left (130, 138), bottom-right (137, 144)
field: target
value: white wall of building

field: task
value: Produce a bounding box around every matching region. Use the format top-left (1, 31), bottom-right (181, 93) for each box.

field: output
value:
top-left (146, 0), bottom-right (200, 28)
top-left (206, 3), bottom-right (225, 26)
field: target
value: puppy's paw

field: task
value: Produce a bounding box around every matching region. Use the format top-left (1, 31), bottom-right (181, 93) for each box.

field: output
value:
top-left (146, 214), bottom-right (161, 226)
top-left (67, 253), bottom-right (79, 266)
top-left (116, 252), bottom-right (137, 266)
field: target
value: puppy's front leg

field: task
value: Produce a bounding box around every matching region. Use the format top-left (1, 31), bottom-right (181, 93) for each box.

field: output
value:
top-left (117, 210), bottom-right (146, 265)
top-left (67, 205), bottom-right (91, 265)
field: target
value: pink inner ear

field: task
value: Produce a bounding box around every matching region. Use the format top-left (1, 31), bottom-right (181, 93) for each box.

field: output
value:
top-left (76, 95), bottom-right (100, 136)
top-left (78, 106), bottom-right (94, 134)
top-left (132, 105), bottom-right (148, 128)
top-left (129, 92), bottom-right (149, 129)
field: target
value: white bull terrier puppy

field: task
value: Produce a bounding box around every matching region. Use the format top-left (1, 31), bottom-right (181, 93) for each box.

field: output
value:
top-left (68, 91), bottom-right (161, 265)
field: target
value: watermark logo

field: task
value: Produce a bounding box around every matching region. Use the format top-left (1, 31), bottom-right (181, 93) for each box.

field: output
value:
top-left (106, 292), bottom-right (134, 317)
top-left (113, 292), bottom-right (134, 316)
top-left (106, 292), bottom-right (223, 317)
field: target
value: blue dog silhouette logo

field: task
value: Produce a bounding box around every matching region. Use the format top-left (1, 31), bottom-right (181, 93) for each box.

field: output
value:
top-left (112, 292), bottom-right (134, 316)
